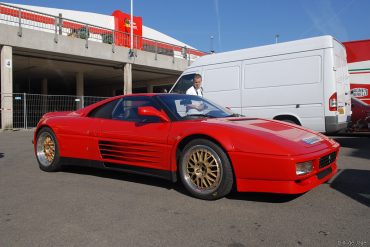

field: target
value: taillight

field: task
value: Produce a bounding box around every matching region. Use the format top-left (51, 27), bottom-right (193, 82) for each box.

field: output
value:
top-left (329, 92), bottom-right (337, 111)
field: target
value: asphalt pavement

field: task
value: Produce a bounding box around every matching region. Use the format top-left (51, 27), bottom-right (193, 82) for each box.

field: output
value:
top-left (0, 130), bottom-right (369, 247)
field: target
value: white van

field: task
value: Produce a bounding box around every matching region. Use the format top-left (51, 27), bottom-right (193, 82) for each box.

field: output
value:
top-left (170, 35), bottom-right (351, 133)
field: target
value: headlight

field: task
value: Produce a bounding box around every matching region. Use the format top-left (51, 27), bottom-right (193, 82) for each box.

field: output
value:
top-left (296, 161), bottom-right (313, 175)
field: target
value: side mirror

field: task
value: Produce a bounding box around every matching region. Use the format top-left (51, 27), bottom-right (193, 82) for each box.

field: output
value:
top-left (137, 106), bottom-right (170, 122)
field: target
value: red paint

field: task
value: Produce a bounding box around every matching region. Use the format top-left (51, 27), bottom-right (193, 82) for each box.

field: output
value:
top-left (34, 94), bottom-right (340, 194)
top-left (112, 10), bottom-right (143, 48)
top-left (350, 84), bottom-right (370, 104)
top-left (348, 97), bottom-right (370, 132)
top-left (343, 39), bottom-right (370, 63)
top-left (350, 72), bottom-right (370, 75)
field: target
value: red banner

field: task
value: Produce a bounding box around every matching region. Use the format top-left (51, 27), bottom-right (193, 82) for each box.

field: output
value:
top-left (112, 10), bottom-right (143, 49)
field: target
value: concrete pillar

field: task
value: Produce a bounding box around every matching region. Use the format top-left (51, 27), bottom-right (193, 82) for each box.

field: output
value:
top-left (42, 78), bottom-right (48, 113)
top-left (147, 84), bottom-right (154, 93)
top-left (42, 78), bottom-right (48, 95)
top-left (1, 46), bottom-right (13, 129)
top-left (123, 63), bottom-right (132, 95)
top-left (76, 71), bottom-right (84, 109)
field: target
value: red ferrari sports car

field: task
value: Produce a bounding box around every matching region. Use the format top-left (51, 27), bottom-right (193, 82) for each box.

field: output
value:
top-left (34, 93), bottom-right (339, 200)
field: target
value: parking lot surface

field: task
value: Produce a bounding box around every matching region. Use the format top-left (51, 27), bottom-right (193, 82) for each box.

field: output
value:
top-left (0, 130), bottom-right (369, 247)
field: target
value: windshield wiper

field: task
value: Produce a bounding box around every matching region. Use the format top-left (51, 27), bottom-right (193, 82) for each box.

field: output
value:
top-left (186, 114), bottom-right (216, 118)
top-left (227, 113), bottom-right (243, 117)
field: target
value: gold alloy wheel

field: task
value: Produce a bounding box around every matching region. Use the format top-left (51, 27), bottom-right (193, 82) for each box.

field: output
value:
top-left (185, 147), bottom-right (221, 190)
top-left (43, 136), bottom-right (55, 163)
top-left (37, 132), bottom-right (56, 166)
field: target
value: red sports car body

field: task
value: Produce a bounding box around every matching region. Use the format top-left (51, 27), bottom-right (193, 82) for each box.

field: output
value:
top-left (34, 94), bottom-right (339, 200)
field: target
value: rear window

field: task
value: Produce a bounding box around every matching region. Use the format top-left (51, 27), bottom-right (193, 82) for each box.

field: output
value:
top-left (89, 99), bottom-right (120, 119)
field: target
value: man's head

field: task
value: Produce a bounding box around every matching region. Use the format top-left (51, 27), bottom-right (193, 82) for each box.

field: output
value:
top-left (193, 74), bottom-right (202, 89)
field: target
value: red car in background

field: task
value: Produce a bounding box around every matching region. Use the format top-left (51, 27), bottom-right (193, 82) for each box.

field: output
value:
top-left (348, 97), bottom-right (370, 132)
top-left (34, 94), bottom-right (340, 200)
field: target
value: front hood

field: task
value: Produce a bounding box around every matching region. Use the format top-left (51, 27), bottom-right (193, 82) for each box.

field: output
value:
top-left (205, 117), bottom-right (337, 156)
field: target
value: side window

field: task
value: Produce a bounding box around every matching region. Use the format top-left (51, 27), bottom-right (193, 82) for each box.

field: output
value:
top-left (112, 97), bottom-right (162, 123)
top-left (171, 73), bottom-right (196, 94)
top-left (89, 99), bottom-right (120, 119)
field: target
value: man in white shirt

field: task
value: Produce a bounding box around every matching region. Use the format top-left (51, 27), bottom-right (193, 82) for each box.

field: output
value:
top-left (186, 74), bottom-right (203, 97)
top-left (185, 74), bottom-right (205, 114)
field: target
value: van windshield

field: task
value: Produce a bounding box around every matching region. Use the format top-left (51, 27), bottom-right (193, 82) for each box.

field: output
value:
top-left (170, 73), bottom-right (196, 94)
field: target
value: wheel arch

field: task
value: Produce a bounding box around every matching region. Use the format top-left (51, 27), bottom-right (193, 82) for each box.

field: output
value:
top-left (34, 124), bottom-right (54, 139)
top-left (174, 134), bottom-right (236, 188)
top-left (273, 114), bottom-right (302, 125)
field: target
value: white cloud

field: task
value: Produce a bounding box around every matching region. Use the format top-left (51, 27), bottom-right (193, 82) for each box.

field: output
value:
top-left (300, 0), bottom-right (355, 40)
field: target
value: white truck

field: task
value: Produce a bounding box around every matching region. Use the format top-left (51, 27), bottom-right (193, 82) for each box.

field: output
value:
top-left (170, 35), bottom-right (351, 133)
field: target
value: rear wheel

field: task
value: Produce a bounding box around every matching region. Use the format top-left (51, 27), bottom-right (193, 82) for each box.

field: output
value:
top-left (36, 127), bottom-right (61, 172)
top-left (179, 139), bottom-right (233, 200)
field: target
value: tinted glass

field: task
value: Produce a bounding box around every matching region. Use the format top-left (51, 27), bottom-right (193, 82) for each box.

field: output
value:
top-left (112, 96), bottom-right (162, 123)
top-left (157, 94), bottom-right (235, 121)
top-left (89, 99), bottom-right (120, 119)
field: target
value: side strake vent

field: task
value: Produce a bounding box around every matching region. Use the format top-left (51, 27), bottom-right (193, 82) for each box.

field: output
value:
top-left (98, 140), bottom-right (160, 164)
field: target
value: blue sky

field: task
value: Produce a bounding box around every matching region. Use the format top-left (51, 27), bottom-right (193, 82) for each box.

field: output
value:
top-left (4, 0), bottom-right (370, 52)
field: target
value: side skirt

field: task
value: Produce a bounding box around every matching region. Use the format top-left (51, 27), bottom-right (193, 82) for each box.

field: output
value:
top-left (59, 157), bottom-right (177, 182)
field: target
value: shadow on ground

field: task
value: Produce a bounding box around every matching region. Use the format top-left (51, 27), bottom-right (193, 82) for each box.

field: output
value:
top-left (329, 169), bottom-right (370, 207)
top-left (332, 136), bottom-right (370, 160)
top-left (226, 192), bottom-right (301, 203)
top-left (61, 165), bottom-right (301, 203)
top-left (61, 165), bottom-right (188, 195)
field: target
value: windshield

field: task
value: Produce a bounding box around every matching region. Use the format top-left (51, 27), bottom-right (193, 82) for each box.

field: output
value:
top-left (156, 94), bottom-right (237, 121)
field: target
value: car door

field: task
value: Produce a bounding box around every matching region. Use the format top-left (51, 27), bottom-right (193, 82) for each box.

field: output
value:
top-left (96, 96), bottom-right (172, 171)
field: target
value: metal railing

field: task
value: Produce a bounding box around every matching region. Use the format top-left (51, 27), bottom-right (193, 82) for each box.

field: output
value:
top-left (0, 3), bottom-right (206, 61)
top-left (0, 93), bottom-right (108, 129)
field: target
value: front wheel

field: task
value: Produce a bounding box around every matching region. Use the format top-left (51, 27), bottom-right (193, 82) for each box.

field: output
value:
top-left (36, 127), bottom-right (61, 172)
top-left (179, 139), bottom-right (234, 200)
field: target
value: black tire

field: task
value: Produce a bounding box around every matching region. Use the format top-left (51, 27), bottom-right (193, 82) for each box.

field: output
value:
top-left (179, 139), bottom-right (234, 200)
top-left (35, 127), bottom-right (61, 172)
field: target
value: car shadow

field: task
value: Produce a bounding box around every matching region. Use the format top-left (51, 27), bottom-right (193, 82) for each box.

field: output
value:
top-left (331, 136), bottom-right (370, 160)
top-left (226, 192), bottom-right (302, 203)
top-left (0, 153), bottom-right (4, 158)
top-left (61, 166), bottom-right (189, 196)
top-left (61, 165), bottom-right (302, 203)
top-left (329, 169), bottom-right (370, 207)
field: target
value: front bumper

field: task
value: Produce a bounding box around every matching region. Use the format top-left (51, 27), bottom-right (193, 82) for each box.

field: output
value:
top-left (229, 147), bottom-right (339, 194)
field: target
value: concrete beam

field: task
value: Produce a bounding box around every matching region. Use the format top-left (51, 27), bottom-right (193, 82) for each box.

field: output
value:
top-left (1, 46), bottom-right (13, 129)
top-left (123, 63), bottom-right (132, 95)
top-left (134, 75), bottom-right (178, 89)
top-left (0, 23), bottom-right (189, 73)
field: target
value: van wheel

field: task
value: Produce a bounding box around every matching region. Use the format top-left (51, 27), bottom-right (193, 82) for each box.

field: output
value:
top-left (179, 139), bottom-right (233, 200)
top-left (281, 119), bottom-right (297, 125)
